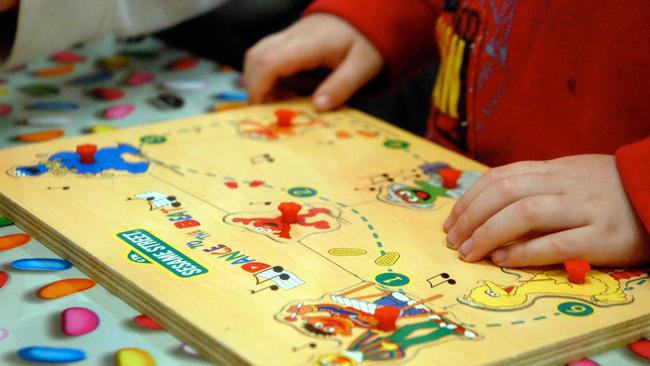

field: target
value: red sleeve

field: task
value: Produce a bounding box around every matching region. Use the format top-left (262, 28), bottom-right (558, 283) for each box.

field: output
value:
top-left (305, 0), bottom-right (441, 84)
top-left (616, 137), bottom-right (650, 234)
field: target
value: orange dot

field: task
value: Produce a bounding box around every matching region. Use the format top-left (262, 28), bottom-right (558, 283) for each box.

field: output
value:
top-left (37, 278), bottom-right (95, 299)
top-left (356, 130), bottom-right (379, 137)
top-left (0, 233), bottom-right (31, 251)
top-left (17, 129), bottom-right (64, 142)
top-left (35, 64), bottom-right (75, 77)
top-left (212, 101), bottom-right (247, 112)
top-left (336, 130), bottom-right (352, 138)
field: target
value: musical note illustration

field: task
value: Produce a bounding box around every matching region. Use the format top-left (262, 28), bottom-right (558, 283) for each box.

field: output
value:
top-left (249, 201), bottom-right (272, 206)
top-left (47, 186), bottom-right (70, 190)
top-left (292, 343), bottom-right (317, 352)
top-left (426, 272), bottom-right (457, 288)
top-left (250, 266), bottom-right (305, 294)
top-left (251, 153), bottom-right (274, 164)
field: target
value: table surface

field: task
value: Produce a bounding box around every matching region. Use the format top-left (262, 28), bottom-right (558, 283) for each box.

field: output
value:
top-left (0, 36), bottom-right (646, 366)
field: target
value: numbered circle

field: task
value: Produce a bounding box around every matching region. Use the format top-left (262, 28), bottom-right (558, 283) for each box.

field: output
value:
top-left (375, 272), bottom-right (410, 287)
top-left (140, 135), bottom-right (167, 145)
top-left (557, 301), bottom-right (594, 317)
top-left (383, 139), bottom-right (410, 149)
top-left (287, 186), bottom-right (317, 198)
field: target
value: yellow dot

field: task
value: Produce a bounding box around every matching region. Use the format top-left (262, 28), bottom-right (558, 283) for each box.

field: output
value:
top-left (116, 348), bottom-right (156, 366)
top-left (91, 125), bottom-right (118, 133)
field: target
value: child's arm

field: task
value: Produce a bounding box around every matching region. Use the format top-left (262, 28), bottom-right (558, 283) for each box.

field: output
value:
top-left (244, 0), bottom-right (441, 111)
top-left (443, 146), bottom-right (650, 267)
top-left (1, 0), bottom-right (225, 70)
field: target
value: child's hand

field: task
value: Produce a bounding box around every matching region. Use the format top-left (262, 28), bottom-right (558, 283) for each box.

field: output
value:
top-left (243, 13), bottom-right (384, 111)
top-left (443, 155), bottom-right (650, 267)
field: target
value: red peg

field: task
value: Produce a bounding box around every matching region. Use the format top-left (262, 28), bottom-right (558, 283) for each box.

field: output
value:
top-left (564, 259), bottom-right (591, 284)
top-left (375, 306), bottom-right (400, 331)
top-left (275, 108), bottom-right (297, 128)
top-left (278, 202), bottom-right (302, 224)
top-left (76, 144), bottom-right (97, 164)
top-left (439, 167), bottom-right (461, 189)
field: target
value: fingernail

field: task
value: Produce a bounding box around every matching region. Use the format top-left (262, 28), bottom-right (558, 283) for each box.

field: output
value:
top-left (443, 216), bottom-right (454, 232)
top-left (492, 249), bottom-right (507, 264)
top-left (447, 229), bottom-right (459, 247)
top-left (314, 94), bottom-right (331, 110)
top-left (459, 239), bottom-right (473, 259)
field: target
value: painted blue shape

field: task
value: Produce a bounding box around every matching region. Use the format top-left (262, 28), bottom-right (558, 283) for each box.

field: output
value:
top-left (215, 90), bottom-right (248, 101)
top-left (12, 258), bottom-right (73, 271)
top-left (50, 143), bottom-right (149, 175)
top-left (16, 164), bottom-right (48, 176)
top-left (29, 101), bottom-right (79, 111)
top-left (68, 70), bottom-right (114, 86)
top-left (15, 144), bottom-right (149, 176)
top-left (375, 294), bottom-right (425, 316)
top-left (18, 346), bottom-right (86, 363)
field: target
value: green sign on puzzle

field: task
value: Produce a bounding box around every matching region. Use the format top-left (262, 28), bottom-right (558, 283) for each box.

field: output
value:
top-left (117, 229), bottom-right (208, 278)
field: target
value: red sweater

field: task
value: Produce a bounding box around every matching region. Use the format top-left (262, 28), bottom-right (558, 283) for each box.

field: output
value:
top-left (306, 0), bottom-right (650, 235)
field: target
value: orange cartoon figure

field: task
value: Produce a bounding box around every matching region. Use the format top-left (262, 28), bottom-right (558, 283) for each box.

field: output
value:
top-left (226, 205), bottom-right (340, 243)
top-left (237, 108), bottom-right (328, 141)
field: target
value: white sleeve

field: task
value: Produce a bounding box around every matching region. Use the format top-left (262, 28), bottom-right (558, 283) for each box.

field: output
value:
top-left (2, 0), bottom-right (226, 69)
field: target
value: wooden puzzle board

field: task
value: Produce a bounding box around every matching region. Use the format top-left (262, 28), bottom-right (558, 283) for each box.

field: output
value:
top-left (0, 100), bottom-right (648, 366)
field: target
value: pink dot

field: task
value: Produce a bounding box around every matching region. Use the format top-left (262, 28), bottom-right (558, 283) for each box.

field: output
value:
top-left (567, 358), bottom-right (599, 366)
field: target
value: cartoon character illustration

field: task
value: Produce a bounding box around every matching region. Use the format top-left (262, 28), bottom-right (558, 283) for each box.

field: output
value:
top-left (8, 144), bottom-right (149, 177)
top-left (225, 206), bottom-right (339, 242)
top-left (313, 317), bottom-right (477, 365)
top-left (128, 191), bottom-right (181, 210)
top-left (375, 162), bottom-right (481, 209)
top-left (278, 282), bottom-right (478, 365)
top-left (236, 109), bottom-right (329, 141)
top-left (459, 267), bottom-right (647, 310)
top-left (284, 285), bottom-right (440, 336)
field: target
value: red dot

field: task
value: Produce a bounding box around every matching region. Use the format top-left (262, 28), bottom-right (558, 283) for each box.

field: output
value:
top-left (0, 271), bottom-right (9, 289)
top-left (133, 314), bottom-right (163, 330)
top-left (628, 338), bottom-right (650, 360)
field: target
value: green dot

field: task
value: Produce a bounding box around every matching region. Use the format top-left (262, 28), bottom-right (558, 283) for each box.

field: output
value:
top-left (557, 301), bottom-right (594, 317)
top-left (287, 186), bottom-right (317, 198)
top-left (383, 139), bottom-right (410, 149)
top-left (140, 135), bottom-right (167, 145)
top-left (375, 272), bottom-right (410, 287)
top-left (21, 84), bottom-right (60, 97)
top-left (0, 216), bottom-right (13, 227)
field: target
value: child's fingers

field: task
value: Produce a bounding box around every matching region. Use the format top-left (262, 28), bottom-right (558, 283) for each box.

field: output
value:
top-left (244, 36), bottom-right (324, 104)
top-left (457, 195), bottom-right (588, 262)
top-left (489, 227), bottom-right (592, 267)
top-left (447, 173), bottom-right (561, 248)
top-left (312, 42), bottom-right (383, 111)
top-left (443, 161), bottom-right (551, 232)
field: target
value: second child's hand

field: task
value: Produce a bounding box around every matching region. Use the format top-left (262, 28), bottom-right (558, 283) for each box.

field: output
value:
top-left (243, 13), bottom-right (384, 112)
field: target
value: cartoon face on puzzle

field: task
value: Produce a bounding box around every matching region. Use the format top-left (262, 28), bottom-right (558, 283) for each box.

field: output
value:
top-left (7, 144), bottom-right (149, 177)
top-left (276, 282), bottom-right (479, 365)
top-left (458, 267), bottom-right (647, 310)
top-left (128, 191), bottom-right (181, 210)
top-left (236, 109), bottom-right (329, 141)
top-left (377, 162), bottom-right (481, 209)
top-left (224, 205), bottom-right (340, 243)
